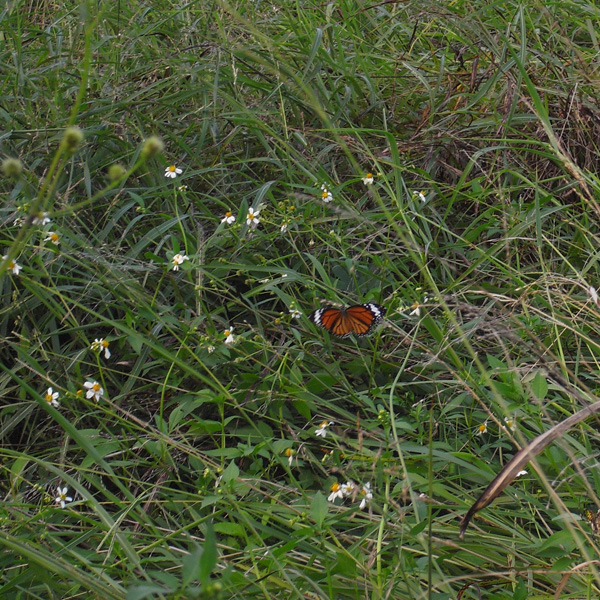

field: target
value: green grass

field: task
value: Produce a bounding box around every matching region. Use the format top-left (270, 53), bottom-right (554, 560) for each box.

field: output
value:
top-left (3, 0), bottom-right (600, 598)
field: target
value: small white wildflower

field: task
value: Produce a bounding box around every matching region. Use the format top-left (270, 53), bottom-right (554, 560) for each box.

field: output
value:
top-left (207, 345), bottom-right (216, 354)
top-left (589, 286), bottom-right (599, 306)
top-left (359, 482), bottom-right (373, 510)
top-left (284, 448), bottom-right (295, 466)
top-left (246, 207), bottom-right (260, 228)
top-left (32, 212), bottom-right (51, 225)
top-left (315, 420), bottom-right (333, 438)
top-left (44, 387), bottom-right (59, 408)
top-left (362, 173), bottom-right (374, 186)
top-left (476, 422), bottom-right (488, 436)
top-left (13, 217), bottom-right (25, 227)
top-left (259, 278), bottom-right (271, 284)
top-left (44, 231), bottom-right (60, 245)
top-left (516, 470), bottom-right (528, 477)
top-left (84, 380), bottom-right (104, 402)
top-left (504, 416), bottom-right (517, 432)
top-left (165, 165), bottom-right (183, 178)
top-left (327, 482), bottom-right (344, 503)
top-left (178, 185), bottom-right (188, 191)
top-left (171, 253), bottom-right (189, 271)
top-left (341, 481), bottom-right (356, 496)
top-left (55, 486), bottom-right (73, 508)
top-left (413, 190), bottom-right (427, 202)
top-left (320, 187), bottom-right (333, 203)
top-left (221, 210), bottom-right (236, 224)
top-left (224, 326), bottom-right (235, 345)
top-left (280, 222), bottom-right (289, 233)
top-left (2, 255), bottom-right (22, 275)
top-left (91, 338), bottom-right (111, 359)
top-left (289, 308), bottom-right (302, 319)
top-left (409, 296), bottom-right (428, 317)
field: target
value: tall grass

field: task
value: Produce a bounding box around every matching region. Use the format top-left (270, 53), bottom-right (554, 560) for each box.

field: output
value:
top-left (2, 0), bottom-right (600, 598)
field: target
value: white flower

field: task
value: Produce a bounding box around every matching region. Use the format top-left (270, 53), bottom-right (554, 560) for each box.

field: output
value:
top-left (259, 278), bottom-right (271, 284)
top-left (409, 296), bottom-right (428, 317)
top-left (359, 482), bottom-right (373, 509)
top-left (44, 231), bottom-right (60, 245)
top-left (13, 217), bottom-right (25, 227)
top-left (171, 253), bottom-right (189, 271)
top-left (320, 187), bottom-right (333, 203)
top-left (84, 380), bottom-right (104, 402)
top-left (285, 448), bottom-right (295, 466)
top-left (413, 190), bottom-right (427, 202)
top-left (165, 165), bottom-right (183, 178)
top-left (224, 326), bottom-right (235, 344)
top-left (44, 387), bottom-right (59, 408)
top-left (504, 416), bottom-right (517, 432)
top-left (362, 173), bottom-right (374, 185)
top-left (327, 482), bottom-right (344, 503)
top-left (341, 481), bottom-right (356, 496)
top-left (178, 185), bottom-right (188, 191)
top-left (476, 422), bottom-right (488, 436)
top-left (55, 486), bottom-right (73, 508)
top-left (91, 338), bottom-right (111, 359)
top-left (207, 345), bottom-right (215, 354)
top-left (246, 207), bottom-right (260, 228)
top-left (289, 308), bottom-right (302, 319)
top-left (516, 470), bottom-right (528, 477)
top-left (315, 420), bottom-right (333, 438)
top-left (32, 212), bottom-right (51, 225)
top-left (280, 222), bottom-right (289, 233)
top-left (2, 255), bottom-right (22, 275)
top-left (221, 210), bottom-right (236, 224)
top-left (589, 286), bottom-right (599, 306)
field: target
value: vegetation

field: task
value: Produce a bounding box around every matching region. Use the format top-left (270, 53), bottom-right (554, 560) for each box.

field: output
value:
top-left (3, 0), bottom-right (600, 598)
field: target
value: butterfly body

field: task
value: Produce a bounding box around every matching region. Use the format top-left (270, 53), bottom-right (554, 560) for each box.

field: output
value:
top-left (309, 303), bottom-right (385, 337)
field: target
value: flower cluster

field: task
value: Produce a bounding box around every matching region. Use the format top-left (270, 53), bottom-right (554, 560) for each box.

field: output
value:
top-left (327, 480), bottom-right (373, 510)
top-left (475, 416), bottom-right (518, 436)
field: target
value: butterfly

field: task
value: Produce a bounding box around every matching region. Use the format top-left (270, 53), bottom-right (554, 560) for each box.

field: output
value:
top-left (309, 303), bottom-right (385, 337)
top-left (583, 506), bottom-right (600, 534)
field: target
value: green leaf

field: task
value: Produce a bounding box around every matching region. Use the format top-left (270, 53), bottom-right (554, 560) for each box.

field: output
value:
top-left (530, 371), bottom-right (548, 400)
top-left (310, 491), bottom-right (329, 529)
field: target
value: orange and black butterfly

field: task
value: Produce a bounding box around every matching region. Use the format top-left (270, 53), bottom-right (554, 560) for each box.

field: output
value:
top-left (309, 303), bottom-right (385, 337)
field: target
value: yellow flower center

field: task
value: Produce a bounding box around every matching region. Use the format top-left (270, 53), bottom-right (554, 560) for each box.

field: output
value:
top-left (101, 340), bottom-right (109, 348)
top-left (285, 448), bottom-right (293, 457)
top-left (366, 173), bottom-right (372, 178)
top-left (478, 424), bottom-right (486, 433)
top-left (330, 482), bottom-right (340, 493)
top-left (321, 191), bottom-right (329, 199)
top-left (225, 211), bottom-right (232, 217)
top-left (50, 233), bottom-right (59, 242)
top-left (8, 261), bottom-right (15, 269)
top-left (93, 383), bottom-right (101, 392)
top-left (45, 393), bottom-right (53, 403)
top-left (168, 165), bottom-right (177, 172)
top-left (224, 330), bottom-right (231, 337)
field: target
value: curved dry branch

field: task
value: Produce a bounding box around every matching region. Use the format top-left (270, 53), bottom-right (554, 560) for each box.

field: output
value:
top-left (459, 400), bottom-right (600, 538)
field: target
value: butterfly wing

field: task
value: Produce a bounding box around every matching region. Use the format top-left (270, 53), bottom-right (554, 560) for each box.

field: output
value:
top-left (310, 303), bottom-right (385, 337)
top-left (345, 303), bottom-right (385, 336)
top-left (309, 307), bottom-right (348, 336)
